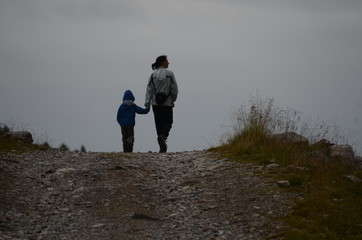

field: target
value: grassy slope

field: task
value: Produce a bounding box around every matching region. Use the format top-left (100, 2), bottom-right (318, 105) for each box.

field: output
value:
top-left (211, 128), bottom-right (362, 240)
top-left (0, 137), bottom-right (48, 153)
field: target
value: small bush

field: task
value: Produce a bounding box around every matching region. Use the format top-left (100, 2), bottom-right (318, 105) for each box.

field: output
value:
top-left (59, 143), bottom-right (69, 151)
top-left (80, 145), bottom-right (86, 153)
top-left (227, 94), bottom-right (346, 147)
top-left (0, 123), bottom-right (10, 135)
top-left (41, 142), bottom-right (51, 148)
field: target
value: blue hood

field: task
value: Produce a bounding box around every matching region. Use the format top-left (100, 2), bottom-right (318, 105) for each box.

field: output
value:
top-left (122, 90), bottom-right (135, 101)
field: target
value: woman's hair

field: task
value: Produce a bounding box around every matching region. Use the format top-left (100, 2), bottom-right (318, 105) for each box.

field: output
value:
top-left (151, 55), bottom-right (168, 70)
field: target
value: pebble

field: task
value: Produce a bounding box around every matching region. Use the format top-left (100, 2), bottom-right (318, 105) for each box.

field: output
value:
top-left (0, 149), bottom-right (296, 239)
top-left (277, 180), bottom-right (291, 187)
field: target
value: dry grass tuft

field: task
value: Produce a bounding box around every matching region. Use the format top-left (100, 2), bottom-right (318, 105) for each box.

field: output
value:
top-left (211, 94), bottom-right (362, 240)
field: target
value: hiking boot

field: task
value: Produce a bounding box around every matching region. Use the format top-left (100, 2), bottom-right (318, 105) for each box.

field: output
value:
top-left (157, 135), bottom-right (167, 153)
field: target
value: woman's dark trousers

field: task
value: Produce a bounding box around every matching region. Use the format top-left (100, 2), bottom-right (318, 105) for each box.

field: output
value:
top-left (152, 106), bottom-right (173, 152)
top-left (121, 126), bottom-right (134, 152)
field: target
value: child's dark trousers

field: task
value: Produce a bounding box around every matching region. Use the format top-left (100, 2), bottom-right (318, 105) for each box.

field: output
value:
top-left (121, 126), bottom-right (134, 152)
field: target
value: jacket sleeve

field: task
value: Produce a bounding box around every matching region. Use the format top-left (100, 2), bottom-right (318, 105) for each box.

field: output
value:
top-left (144, 74), bottom-right (154, 108)
top-left (116, 105), bottom-right (122, 125)
top-left (169, 72), bottom-right (178, 102)
top-left (135, 104), bottom-right (150, 114)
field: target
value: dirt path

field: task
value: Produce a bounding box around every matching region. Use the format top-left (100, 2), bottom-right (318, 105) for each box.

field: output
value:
top-left (0, 149), bottom-right (295, 239)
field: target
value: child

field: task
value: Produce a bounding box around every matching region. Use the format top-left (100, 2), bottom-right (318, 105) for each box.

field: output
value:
top-left (117, 90), bottom-right (149, 152)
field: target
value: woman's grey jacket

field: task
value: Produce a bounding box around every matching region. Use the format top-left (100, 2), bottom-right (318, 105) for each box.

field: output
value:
top-left (145, 66), bottom-right (178, 108)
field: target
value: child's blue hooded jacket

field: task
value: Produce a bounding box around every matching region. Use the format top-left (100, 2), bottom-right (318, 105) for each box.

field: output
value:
top-left (117, 90), bottom-right (149, 126)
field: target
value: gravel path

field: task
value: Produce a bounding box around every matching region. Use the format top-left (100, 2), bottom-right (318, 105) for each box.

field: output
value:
top-left (0, 149), bottom-right (296, 239)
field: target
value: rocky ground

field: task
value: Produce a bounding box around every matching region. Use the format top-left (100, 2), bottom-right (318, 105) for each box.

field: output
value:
top-left (0, 149), bottom-right (297, 240)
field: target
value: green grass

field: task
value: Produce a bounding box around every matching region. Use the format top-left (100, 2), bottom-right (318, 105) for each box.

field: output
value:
top-left (283, 158), bottom-right (362, 239)
top-left (211, 95), bottom-right (362, 240)
top-left (0, 137), bottom-right (49, 153)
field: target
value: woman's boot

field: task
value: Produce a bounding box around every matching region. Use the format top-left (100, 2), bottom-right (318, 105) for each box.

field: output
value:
top-left (157, 135), bottom-right (167, 153)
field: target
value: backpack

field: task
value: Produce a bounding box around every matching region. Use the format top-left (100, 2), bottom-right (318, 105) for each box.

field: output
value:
top-left (155, 92), bottom-right (168, 105)
top-left (151, 74), bottom-right (173, 105)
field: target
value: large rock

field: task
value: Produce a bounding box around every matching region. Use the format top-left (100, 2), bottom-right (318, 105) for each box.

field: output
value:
top-left (273, 132), bottom-right (309, 144)
top-left (355, 156), bottom-right (362, 169)
top-left (1, 131), bottom-right (33, 143)
top-left (329, 145), bottom-right (355, 160)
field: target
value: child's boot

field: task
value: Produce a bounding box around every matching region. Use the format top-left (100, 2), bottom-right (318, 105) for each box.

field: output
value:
top-left (123, 144), bottom-right (129, 153)
top-left (126, 137), bottom-right (134, 153)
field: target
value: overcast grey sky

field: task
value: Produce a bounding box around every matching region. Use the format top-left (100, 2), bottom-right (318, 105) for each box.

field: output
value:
top-left (1, 0), bottom-right (361, 154)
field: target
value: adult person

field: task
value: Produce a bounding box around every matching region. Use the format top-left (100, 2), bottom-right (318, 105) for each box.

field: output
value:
top-left (145, 55), bottom-right (178, 153)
